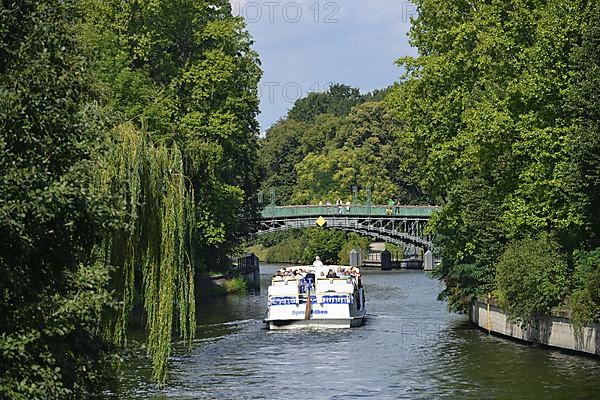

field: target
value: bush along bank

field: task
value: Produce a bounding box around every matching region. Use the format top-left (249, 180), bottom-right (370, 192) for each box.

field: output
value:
top-left (468, 235), bottom-right (600, 355)
top-left (471, 297), bottom-right (600, 356)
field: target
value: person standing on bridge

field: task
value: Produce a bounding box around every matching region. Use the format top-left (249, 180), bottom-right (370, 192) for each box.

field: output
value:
top-left (346, 200), bottom-right (351, 213)
top-left (386, 198), bottom-right (394, 215)
top-left (336, 198), bottom-right (342, 214)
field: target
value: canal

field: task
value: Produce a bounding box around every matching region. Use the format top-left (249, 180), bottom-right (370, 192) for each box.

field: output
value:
top-left (115, 263), bottom-right (600, 399)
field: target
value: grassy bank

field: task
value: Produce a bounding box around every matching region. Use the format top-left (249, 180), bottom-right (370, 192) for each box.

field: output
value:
top-left (196, 276), bottom-right (250, 299)
top-left (221, 277), bottom-right (248, 294)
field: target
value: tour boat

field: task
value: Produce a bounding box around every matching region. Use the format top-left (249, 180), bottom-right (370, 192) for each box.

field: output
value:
top-left (264, 265), bottom-right (366, 330)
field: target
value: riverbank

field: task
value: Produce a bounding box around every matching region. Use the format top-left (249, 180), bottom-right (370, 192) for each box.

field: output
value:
top-left (196, 276), bottom-right (250, 299)
top-left (471, 298), bottom-right (600, 356)
top-left (196, 254), bottom-right (260, 298)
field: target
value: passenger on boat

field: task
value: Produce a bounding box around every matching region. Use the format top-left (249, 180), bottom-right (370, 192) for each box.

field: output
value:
top-left (313, 256), bottom-right (324, 268)
top-left (326, 269), bottom-right (337, 278)
top-left (305, 271), bottom-right (316, 289)
top-left (338, 268), bottom-right (351, 278)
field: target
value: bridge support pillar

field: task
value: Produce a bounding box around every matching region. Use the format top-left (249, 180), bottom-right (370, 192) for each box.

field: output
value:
top-left (350, 248), bottom-right (362, 267)
top-left (424, 250), bottom-right (434, 271)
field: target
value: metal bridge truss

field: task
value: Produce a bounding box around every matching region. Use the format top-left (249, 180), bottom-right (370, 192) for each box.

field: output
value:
top-left (257, 216), bottom-right (434, 250)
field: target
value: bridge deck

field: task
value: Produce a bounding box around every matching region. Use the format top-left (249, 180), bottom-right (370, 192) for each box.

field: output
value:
top-left (261, 205), bottom-right (438, 219)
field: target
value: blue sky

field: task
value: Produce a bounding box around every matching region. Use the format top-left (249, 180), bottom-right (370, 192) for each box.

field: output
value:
top-left (230, 0), bottom-right (418, 131)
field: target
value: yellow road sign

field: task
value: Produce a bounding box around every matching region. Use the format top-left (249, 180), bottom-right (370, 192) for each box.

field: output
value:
top-left (316, 216), bottom-right (327, 227)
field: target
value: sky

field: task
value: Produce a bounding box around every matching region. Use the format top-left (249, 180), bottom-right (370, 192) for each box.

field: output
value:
top-left (229, 0), bottom-right (418, 131)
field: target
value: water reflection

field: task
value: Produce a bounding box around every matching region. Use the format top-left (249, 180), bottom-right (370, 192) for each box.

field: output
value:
top-left (115, 264), bottom-right (600, 399)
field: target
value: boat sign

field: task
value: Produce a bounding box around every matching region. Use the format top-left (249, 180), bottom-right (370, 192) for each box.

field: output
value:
top-left (269, 296), bottom-right (298, 306)
top-left (321, 295), bottom-right (351, 304)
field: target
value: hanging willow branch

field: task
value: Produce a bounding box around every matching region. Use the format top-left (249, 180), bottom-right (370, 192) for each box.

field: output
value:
top-left (97, 123), bottom-right (196, 383)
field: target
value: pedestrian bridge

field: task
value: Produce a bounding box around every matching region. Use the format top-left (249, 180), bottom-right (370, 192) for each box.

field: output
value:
top-left (258, 205), bottom-right (440, 250)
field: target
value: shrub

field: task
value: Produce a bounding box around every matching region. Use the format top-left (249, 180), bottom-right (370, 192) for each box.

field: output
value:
top-left (222, 277), bottom-right (248, 294)
top-left (495, 234), bottom-right (569, 324)
top-left (569, 248), bottom-right (600, 327)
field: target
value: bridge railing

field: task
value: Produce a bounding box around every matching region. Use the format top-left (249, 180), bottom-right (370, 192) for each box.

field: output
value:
top-left (260, 205), bottom-right (439, 219)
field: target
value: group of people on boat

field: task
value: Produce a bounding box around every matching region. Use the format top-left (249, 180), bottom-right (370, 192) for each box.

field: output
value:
top-left (272, 268), bottom-right (312, 281)
top-left (271, 258), bottom-right (361, 283)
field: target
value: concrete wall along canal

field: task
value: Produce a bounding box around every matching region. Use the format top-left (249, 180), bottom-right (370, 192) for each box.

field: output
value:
top-left (471, 298), bottom-right (600, 356)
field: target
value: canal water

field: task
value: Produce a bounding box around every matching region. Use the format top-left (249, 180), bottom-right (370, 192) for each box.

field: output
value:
top-left (116, 263), bottom-right (600, 399)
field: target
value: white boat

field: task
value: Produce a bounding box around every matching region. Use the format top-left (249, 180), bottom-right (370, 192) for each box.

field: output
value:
top-left (265, 265), bottom-right (366, 330)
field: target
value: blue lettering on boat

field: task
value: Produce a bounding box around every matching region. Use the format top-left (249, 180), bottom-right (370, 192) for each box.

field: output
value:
top-left (291, 309), bottom-right (329, 316)
top-left (321, 295), bottom-right (351, 304)
top-left (270, 296), bottom-right (298, 306)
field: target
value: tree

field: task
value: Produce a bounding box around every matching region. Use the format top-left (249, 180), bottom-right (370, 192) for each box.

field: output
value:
top-left (96, 124), bottom-right (196, 383)
top-left (303, 229), bottom-right (350, 265)
top-left (564, 3), bottom-right (600, 326)
top-left (81, 0), bottom-right (263, 271)
top-left (0, 0), bottom-right (116, 396)
top-left (260, 86), bottom-right (430, 207)
top-left (564, 1), bottom-right (600, 249)
top-left (288, 84), bottom-right (363, 122)
top-left (388, 0), bottom-right (592, 312)
top-left (569, 249), bottom-right (600, 327)
top-left (289, 101), bottom-right (427, 205)
top-left (258, 119), bottom-right (308, 204)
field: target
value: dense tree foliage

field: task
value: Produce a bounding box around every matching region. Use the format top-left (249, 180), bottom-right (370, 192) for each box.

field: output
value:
top-left (260, 84), bottom-right (430, 205)
top-left (81, 0), bottom-right (263, 271)
top-left (1, 0), bottom-right (262, 395)
top-left (569, 249), bottom-right (600, 327)
top-left (388, 0), bottom-right (600, 318)
top-left (0, 1), bottom-right (116, 396)
top-left (288, 84), bottom-right (364, 122)
top-left (80, 0), bottom-right (261, 383)
top-left (565, 1), bottom-right (600, 249)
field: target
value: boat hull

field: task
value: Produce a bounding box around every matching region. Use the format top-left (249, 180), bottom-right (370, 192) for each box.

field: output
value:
top-left (266, 315), bottom-right (366, 330)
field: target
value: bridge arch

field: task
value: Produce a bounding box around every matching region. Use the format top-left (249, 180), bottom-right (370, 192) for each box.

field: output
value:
top-left (257, 205), bottom-right (439, 250)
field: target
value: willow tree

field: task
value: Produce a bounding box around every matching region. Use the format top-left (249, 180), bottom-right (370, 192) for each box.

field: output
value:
top-left (80, 0), bottom-right (263, 272)
top-left (98, 124), bottom-right (196, 383)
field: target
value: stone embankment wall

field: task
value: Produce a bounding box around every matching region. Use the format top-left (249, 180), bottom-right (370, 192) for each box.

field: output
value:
top-left (471, 299), bottom-right (600, 356)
